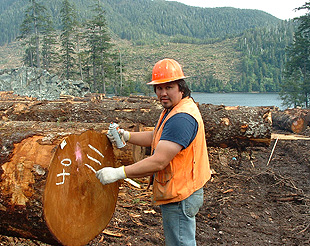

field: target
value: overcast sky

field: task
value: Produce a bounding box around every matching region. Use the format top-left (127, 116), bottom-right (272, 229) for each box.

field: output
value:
top-left (166, 0), bottom-right (308, 20)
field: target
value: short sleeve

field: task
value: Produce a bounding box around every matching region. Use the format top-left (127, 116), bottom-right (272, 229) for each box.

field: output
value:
top-left (160, 113), bottom-right (198, 149)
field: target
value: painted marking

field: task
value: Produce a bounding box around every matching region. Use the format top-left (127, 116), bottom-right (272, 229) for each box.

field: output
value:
top-left (88, 144), bottom-right (104, 158)
top-left (56, 169), bottom-right (70, 185)
top-left (55, 143), bottom-right (104, 185)
top-left (61, 158), bottom-right (72, 167)
top-left (60, 139), bottom-right (67, 149)
top-left (85, 164), bottom-right (96, 173)
top-left (75, 143), bottom-right (83, 162)
top-left (87, 154), bottom-right (102, 165)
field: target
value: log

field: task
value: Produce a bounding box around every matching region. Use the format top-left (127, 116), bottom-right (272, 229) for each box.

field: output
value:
top-left (272, 109), bottom-right (310, 133)
top-left (0, 94), bottom-right (272, 148)
top-left (44, 130), bottom-right (119, 246)
top-left (0, 121), bottom-right (142, 167)
top-left (0, 121), bottom-right (144, 245)
top-left (283, 108), bottom-right (310, 126)
top-left (198, 104), bottom-right (272, 148)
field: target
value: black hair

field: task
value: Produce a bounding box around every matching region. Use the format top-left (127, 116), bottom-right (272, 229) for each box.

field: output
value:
top-left (177, 79), bottom-right (191, 98)
top-left (153, 79), bottom-right (191, 98)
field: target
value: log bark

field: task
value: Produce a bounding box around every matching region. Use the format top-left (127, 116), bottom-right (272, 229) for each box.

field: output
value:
top-left (0, 121), bottom-right (142, 245)
top-left (198, 104), bottom-right (272, 148)
top-left (272, 109), bottom-right (310, 133)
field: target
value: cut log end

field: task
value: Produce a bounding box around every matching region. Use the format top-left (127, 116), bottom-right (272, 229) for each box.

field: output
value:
top-left (0, 127), bottom-right (122, 245)
top-left (44, 130), bottom-right (119, 246)
top-left (291, 118), bottom-right (307, 134)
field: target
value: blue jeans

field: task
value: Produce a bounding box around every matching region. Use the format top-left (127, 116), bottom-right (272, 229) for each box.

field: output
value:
top-left (160, 188), bottom-right (204, 246)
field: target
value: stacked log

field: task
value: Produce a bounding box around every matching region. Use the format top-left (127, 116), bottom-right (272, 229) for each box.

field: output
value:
top-left (0, 94), bottom-right (272, 148)
top-left (272, 108), bottom-right (310, 133)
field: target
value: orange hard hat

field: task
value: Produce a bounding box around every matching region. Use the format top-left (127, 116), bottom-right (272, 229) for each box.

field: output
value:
top-left (147, 58), bottom-right (186, 85)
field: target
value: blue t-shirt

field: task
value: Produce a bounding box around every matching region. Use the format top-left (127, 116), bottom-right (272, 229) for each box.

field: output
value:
top-left (160, 113), bottom-right (198, 149)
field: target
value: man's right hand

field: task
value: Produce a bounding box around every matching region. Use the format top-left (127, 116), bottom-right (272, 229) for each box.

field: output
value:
top-left (107, 124), bottom-right (130, 144)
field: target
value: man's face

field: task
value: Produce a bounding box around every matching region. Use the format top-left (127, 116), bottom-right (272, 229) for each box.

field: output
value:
top-left (155, 82), bottom-right (183, 109)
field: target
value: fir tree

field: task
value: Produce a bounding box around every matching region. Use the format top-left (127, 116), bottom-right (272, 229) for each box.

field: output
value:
top-left (84, 1), bottom-right (113, 93)
top-left (41, 15), bottom-right (58, 71)
top-left (60, 0), bottom-right (78, 80)
top-left (281, 3), bottom-right (310, 108)
top-left (19, 0), bottom-right (49, 68)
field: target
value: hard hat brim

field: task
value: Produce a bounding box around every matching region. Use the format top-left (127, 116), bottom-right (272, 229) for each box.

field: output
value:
top-left (147, 76), bottom-right (187, 85)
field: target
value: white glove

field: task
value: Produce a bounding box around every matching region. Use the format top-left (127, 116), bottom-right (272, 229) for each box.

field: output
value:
top-left (96, 166), bottom-right (127, 185)
top-left (107, 125), bottom-right (130, 144)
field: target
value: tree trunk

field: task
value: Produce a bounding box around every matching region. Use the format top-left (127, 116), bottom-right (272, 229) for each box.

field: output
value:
top-left (272, 108), bottom-right (310, 133)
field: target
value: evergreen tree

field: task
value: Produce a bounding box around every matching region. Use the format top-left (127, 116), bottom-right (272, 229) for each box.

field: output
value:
top-left (111, 50), bottom-right (125, 95)
top-left (19, 0), bottom-right (49, 68)
top-left (41, 15), bottom-right (58, 71)
top-left (281, 3), bottom-right (310, 108)
top-left (60, 0), bottom-right (78, 80)
top-left (84, 1), bottom-right (113, 93)
top-left (236, 22), bottom-right (295, 93)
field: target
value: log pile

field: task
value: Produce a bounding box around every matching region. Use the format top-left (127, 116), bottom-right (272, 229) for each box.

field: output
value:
top-left (0, 93), bottom-right (272, 148)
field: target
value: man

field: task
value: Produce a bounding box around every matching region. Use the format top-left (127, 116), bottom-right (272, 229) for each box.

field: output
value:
top-left (96, 58), bottom-right (211, 245)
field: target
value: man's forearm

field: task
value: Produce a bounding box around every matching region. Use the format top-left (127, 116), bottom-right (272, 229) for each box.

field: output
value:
top-left (128, 131), bottom-right (153, 147)
top-left (124, 140), bottom-right (182, 178)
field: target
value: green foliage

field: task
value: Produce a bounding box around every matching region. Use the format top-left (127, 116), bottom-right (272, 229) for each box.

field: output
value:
top-left (0, 0), bottom-right (281, 45)
top-left (235, 21), bottom-right (295, 92)
top-left (19, 0), bottom-right (51, 68)
top-left (191, 74), bottom-right (224, 93)
top-left (104, 1), bottom-right (280, 43)
top-left (281, 2), bottom-right (310, 108)
top-left (17, 0), bottom-right (118, 94)
top-left (59, 0), bottom-right (79, 79)
top-left (41, 16), bottom-right (58, 70)
top-left (83, 1), bottom-right (114, 93)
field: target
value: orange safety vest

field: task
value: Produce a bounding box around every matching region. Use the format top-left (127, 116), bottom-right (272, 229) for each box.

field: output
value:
top-left (151, 97), bottom-right (211, 205)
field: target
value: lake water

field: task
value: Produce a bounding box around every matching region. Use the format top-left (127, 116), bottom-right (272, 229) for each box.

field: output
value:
top-left (191, 92), bottom-right (284, 109)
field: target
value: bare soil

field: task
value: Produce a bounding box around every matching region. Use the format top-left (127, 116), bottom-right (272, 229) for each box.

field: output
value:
top-left (0, 128), bottom-right (309, 246)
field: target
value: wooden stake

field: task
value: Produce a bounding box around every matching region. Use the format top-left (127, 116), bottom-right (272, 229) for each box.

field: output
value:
top-left (267, 137), bottom-right (279, 166)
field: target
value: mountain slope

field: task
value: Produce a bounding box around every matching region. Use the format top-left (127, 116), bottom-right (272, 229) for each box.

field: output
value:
top-left (0, 0), bottom-right (282, 45)
top-left (104, 0), bottom-right (281, 42)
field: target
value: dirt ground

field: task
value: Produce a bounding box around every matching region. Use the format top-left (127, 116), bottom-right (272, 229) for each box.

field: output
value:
top-left (0, 127), bottom-right (309, 246)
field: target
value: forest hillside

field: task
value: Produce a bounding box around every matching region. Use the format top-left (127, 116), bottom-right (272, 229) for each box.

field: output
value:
top-left (0, 0), bottom-right (297, 93)
top-left (0, 0), bottom-right (282, 45)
